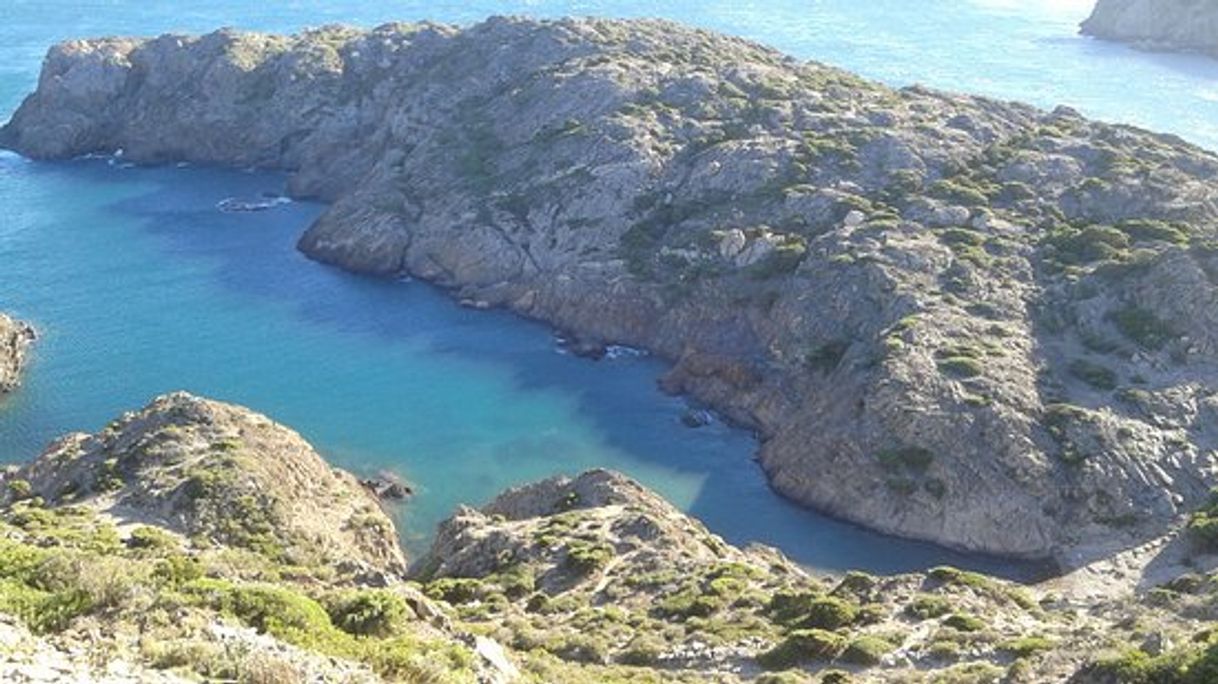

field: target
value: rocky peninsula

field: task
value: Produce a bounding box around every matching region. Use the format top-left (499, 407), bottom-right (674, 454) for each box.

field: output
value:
top-left (0, 314), bottom-right (34, 396)
top-left (1082, 0), bottom-right (1218, 57)
top-left (0, 393), bottom-right (1213, 682)
top-left (6, 17), bottom-right (1218, 563)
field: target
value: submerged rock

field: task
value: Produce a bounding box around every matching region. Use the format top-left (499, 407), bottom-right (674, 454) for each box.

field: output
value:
top-left (6, 17), bottom-right (1218, 560)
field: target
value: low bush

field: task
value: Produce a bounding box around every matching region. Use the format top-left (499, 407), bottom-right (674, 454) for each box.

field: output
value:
top-left (326, 589), bottom-right (411, 637)
top-left (757, 629), bottom-right (848, 670)
top-left (943, 612), bottom-right (986, 633)
top-left (840, 635), bottom-right (893, 666)
top-left (1069, 359), bottom-right (1118, 390)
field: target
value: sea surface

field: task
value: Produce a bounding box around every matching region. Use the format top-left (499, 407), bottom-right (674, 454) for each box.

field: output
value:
top-left (2, 0), bottom-right (1213, 577)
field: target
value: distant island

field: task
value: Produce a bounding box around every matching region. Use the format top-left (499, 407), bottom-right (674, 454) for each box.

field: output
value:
top-left (1083, 0), bottom-right (1218, 57)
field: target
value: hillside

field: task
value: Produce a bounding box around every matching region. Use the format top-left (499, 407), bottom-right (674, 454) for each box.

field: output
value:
top-left (6, 17), bottom-right (1218, 562)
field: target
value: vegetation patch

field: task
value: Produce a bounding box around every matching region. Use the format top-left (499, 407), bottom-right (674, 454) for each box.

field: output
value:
top-left (1109, 306), bottom-right (1175, 351)
top-left (1069, 359), bottom-right (1118, 391)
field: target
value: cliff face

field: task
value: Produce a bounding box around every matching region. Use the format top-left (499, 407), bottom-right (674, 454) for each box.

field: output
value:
top-left (0, 314), bottom-right (34, 396)
top-left (6, 17), bottom-right (1218, 560)
top-left (1082, 0), bottom-right (1218, 56)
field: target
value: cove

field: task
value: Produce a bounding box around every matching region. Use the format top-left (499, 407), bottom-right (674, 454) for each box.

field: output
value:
top-left (0, 156), bottom-right (1038, 576)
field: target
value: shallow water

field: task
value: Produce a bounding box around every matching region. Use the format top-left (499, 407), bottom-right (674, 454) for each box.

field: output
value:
top-left (2, 0), bottom-right (1211, 577)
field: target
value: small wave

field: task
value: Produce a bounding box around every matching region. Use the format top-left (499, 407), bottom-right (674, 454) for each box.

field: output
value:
top-left (605, 345), bottom-right (648, 360)
top-left (216, 195), bottom-right (292, 213)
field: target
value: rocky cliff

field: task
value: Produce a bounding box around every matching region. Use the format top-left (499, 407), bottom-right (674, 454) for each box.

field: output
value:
top-left (0, 314), bottom-right (34, 396)
top-left (1082, 0), bottom-right (1218, 56)
top-left (6, 17), bottom-right (1218, 560)
top-left (1, 395), bottom-right (1215, 683)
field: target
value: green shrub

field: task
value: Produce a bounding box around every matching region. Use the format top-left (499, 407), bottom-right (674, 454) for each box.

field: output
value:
top-left (6, 479), bottom-right (33, 501)
top-left (127, 526), bottom-right (179, 552)
top-left (565, 541), bottom-right (613, 574)
top-left (657, 586), bottom-right (724, 619)
top-left (152, 554), bottom-right (204, 585)
top-left (326, 590), bottom-right (410, 637)
top-left (929, 180), bottom-right (990, 207)
top-left (1117, 219), bottom-right (1189, 245)
top-left (618, 634), bottom-right (666, 666)
top-left (425, 577), bottom-right (483, 605)
top-left (757, 629), bottom-right (848, 670)
top-left (1109, 307), bottom-right (1175, 351)
top-left (1045, 224), bottom-right (1130, 265)
top-left (798, 596), bottom-right (859, 630)
top-left (1188, 490), bottom-right (1218, 551)
top-left (806, 341), bottom-right (850, 373)
top-left (999, 635), bottom-right (1056, 657)
top-left (938, 357), bottom-right (983, 378)
top-left (943, 612), bottom-right (986, 632)
top-left (906, 594), bottom-right (952, 620)
top-left (489, 564), bottom-right (535, 599)
top-left (1069, 359), bottom-right (1118, 390)
top-left (876, 447), bottom-right (935, 472)
top-left (840, 635), bottom-right (893, 666)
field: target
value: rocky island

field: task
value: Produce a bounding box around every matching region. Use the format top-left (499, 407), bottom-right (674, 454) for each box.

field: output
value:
top-left (0, 392), bottom-right (1212, 682)
top-left (0, 314), bottom-right (34, 396)
top-left (1082, 0), bottom-right (1218, 57)
top-left (6, 16), bottom-right (1218, 563)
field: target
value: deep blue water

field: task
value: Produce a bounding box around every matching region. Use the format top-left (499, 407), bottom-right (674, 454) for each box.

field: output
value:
top-left (2, 0), bottom-right (1211, 577)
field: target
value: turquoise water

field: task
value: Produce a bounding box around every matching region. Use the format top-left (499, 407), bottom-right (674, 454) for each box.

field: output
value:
top-left (1, 0), bottom-right (1210, 576)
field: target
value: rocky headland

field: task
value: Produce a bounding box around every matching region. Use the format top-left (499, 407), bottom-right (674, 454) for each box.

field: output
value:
top-left (1082, 0), bottom-right (1218, 57)
top-left (0, 394), bottom-right (1215, 682)
top-left (5, 17), bottom-right (1218, 564)
top-left (0, 314), bottom-right (34, 396)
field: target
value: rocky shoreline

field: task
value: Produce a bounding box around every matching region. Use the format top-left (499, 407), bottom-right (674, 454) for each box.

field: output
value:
top-left (1082, 0), bottom-right (1218, 57)
top-left (5, 17), bottom-right (1218, 563)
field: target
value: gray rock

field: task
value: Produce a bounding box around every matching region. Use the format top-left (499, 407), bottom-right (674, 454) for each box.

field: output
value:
top-left (0, 314), bottom-right (34, 396)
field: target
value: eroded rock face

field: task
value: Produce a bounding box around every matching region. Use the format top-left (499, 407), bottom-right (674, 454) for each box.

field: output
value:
top-left (0, 314), bottom-right (34, 396)
top-left (10, 391), bottom-right (407, 576)
top-left (1082, 0), bottom-right (1218, 56)
top-left (7, 17), bottom-right (1218, 559)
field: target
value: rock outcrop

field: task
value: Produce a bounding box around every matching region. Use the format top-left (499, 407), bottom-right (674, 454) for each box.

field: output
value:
top-left (1082, 0), bottom-right (1218, 56)
top-left (0, 314), bottom-right (34, 396)
top-left (7, 17), bottom-right (1218, 560)
top-left (9, 392), bottom-right (408, 577)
